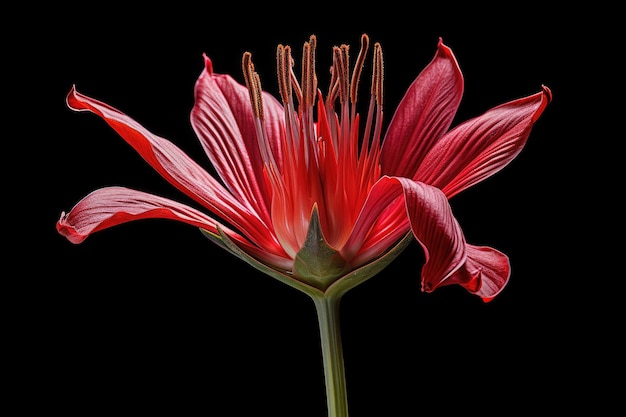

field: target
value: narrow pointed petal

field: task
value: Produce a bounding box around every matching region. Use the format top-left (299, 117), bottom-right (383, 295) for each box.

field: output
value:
top-left (57, 186), bottom-right (223, 244)
top-left (416, 86), bottom-right (552, 198)
top-left (380, 38), bottom-right (463, 178)
top-left (58, 186), bottom-right (293, 269)
top-left (66, 86), bottom-right (281, 252)
top-left (345, 176), bottom-right (509, 300)
top-left (190, 55), bottom-right (286, 222)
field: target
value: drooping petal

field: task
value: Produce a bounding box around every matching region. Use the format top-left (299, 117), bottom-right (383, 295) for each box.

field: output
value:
top-left (415, 86), bottom-right (552, 198)
top-left (380, 38), bottom-right (463, 178)
top-left (66, 86), bottom-right (284, 254)
top-left (344, 176), bottom-right (464, 278)
top-left (345, 176), bottom-right (509, 301)
top-left (190, 55), bottom-right (286, 224)
top-left (57, 186), bottom-right (223, 244)
top-left (440, 245), bottom-right (510, 302)
top-left (57, 186), bottom-right (294, 270)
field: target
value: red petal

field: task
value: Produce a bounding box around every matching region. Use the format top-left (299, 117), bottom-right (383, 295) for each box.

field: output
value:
top-left (57, 186), bottom-right (293, 269)
top-left (66, 86), bottom-right (280, 251)
top-left (346, 176), bottom-right (510, 301)
top-left (416, 86), bottom-right (552, 198)
top-left (57, 186), bottom-right (222, 244)
top-left (190, 55), bottom-right (285, 224)
top-left (441, 245), bottom-right (511, 302)
top-left (344, 188), bottom-right (409, 267)
top-left (394, 178), bottom-right (467, 287)
top-left (380, 38), bottom-right (463, 178)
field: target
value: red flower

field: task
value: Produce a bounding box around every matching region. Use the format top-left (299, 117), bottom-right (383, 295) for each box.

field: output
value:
top-left (58, 35), bottom-right (551, 301)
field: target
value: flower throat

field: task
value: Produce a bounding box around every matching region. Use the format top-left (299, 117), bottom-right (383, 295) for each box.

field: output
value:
top-left (241, 34), bottom-right (385, 271)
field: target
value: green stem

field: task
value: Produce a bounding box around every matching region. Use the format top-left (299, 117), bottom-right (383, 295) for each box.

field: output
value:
top-left (312, 294), bottom-right (349, 417)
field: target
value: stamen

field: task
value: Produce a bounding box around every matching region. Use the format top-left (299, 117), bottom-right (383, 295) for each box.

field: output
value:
top-left (302, 35), bottom-right (318, 109)
top-left (309, 35), bottom-right (317, 106)
top-left (277, 44), bottom-right (292, 104)
top-left (253, 71), bottom-right (264, 120)
top-left (242, 51), bottom-right (276, 171)
top-left (327, 56), bottom-right (340, 106)
top-left (242, 52), bottom-right (263, 119)
top-left (288, 49), bottom-right (303, 105)
top-left (372, 42), bottom-right (384, 106)
top-left (350, 34), bottom-right (370, 104)
top-left (341, 45), bottom-right (350, 105)
top-left (277, 44), bottom-right (301, 153)
top-left (332, 45), bottom-right (350, 105)
top-left (363, 41), bottom-right (384, 147)
top-left (301, 42), bottom-right (310, 107)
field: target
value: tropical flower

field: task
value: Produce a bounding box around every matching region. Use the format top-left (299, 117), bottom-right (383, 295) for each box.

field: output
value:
top-left (58, 34), bottom-right (550, 301)
top-left (58, 34), bottom-right (551, 416)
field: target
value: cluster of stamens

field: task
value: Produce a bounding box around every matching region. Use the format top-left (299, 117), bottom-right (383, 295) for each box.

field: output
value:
top-left (241, 34), bottom-right (385, 257)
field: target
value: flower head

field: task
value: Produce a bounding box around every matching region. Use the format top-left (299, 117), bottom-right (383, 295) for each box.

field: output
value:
top-left (58, 34), bottom-right (551, 301)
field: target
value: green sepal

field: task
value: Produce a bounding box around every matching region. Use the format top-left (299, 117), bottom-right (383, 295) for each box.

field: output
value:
top-left (325, 231), bottom-right (413, 299)
top-left (200, 225), bottom-right (414, 300)
top-left (293, 205), bottom-right (351, 292)
top-left (200, 226), bottom-right (324, 299)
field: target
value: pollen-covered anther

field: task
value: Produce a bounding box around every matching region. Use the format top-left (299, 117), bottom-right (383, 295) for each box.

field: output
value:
top-left (277, 44), bottom-right (292, 104)
top-left (242, 51), bottom-right (264, 120)
top-left (332, 45), bottom-right (350, 105)
top-left (372, 42), bottom-right (384, 105)
top-left (350, 34), bottom-right (370, 104)
top-left (302, 35), bottom-right (318, 109)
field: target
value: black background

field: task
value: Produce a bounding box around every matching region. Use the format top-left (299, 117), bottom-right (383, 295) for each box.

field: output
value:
top-left (14, 2), bottom-right (619, 416)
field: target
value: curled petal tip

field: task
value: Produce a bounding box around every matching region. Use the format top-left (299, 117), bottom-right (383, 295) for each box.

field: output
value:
top-left (65, 85), bottom-right (75, 106)
top-left (202, 53), bottom-right (214, 75)
top-left (541, 84), bottom-right (553, 102)
top-left (436, 37), bottom-right (453, 54)
top-left (531, 85), bottom-right (553, 123)
top-left (56, 218), bottom-right (85, 244)
top-left (65, 85), bottom-right (86, 112)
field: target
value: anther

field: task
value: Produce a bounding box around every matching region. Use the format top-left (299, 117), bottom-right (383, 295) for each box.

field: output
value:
top-left (333, 45), bottom-right (350, 105)
top-left (253, 71), bottom-right (264, 120)
top-left (341, 45), bottom-right (350, 105)
top-left (277, 45), bottom-right (291, 104)
top-left (350, 34), bottom-right (370, 104)
top-left (308, 35), bottom-right (317, 105)
top-left (242, 52), bottom-right (263, 119)
top-left (372, 42), bottom-right (384, 106)
top-left (302, 35), bottom-right (317, 109)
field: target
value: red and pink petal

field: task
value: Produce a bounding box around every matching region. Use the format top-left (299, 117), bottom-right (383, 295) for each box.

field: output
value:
top-left (346, 176), bottom-right (509, 301)
top-left (415, 86), bottom-right (552, 198)
top-left (57, 186), bottom-right (293, 269)
top-left (380, 38), bottom-right (464, 178)
top-left (66, 87), bottom-right (280, 251)
top-left (437, 245), bottom-right (510, 302)
top-left (191, 55), bottom-right (286, 224)
top-left (57, 186), bottom-right (223, 244)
